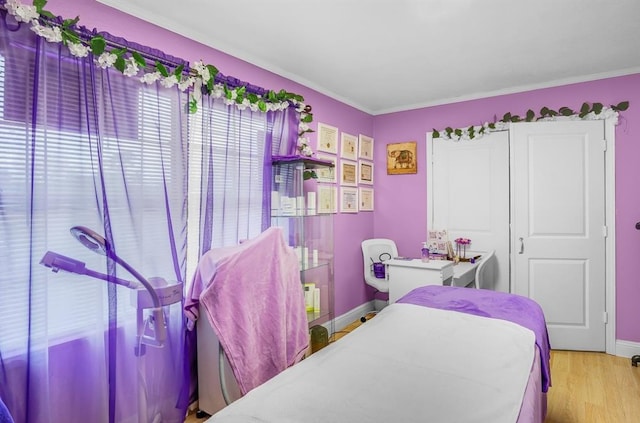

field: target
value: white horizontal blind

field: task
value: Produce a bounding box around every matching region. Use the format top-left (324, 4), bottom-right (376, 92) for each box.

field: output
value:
top-left (185, 99), bottom-right (268, 279)
top-left (0, 48), bottom-right (184, 353)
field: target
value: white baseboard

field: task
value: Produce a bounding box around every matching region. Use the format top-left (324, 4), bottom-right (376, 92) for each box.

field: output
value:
top-left (615, 339), bottom-right (640, 358)
top-left (332, 301), bottom-right (375, 332)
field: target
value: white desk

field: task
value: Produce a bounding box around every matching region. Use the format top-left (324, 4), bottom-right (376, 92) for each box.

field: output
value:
top-left (386, 254), bottom-right (484, 303)
top-left (452, 260), bottom-right (480, 287)
top-left (386, 259), bottom-right (454, 303)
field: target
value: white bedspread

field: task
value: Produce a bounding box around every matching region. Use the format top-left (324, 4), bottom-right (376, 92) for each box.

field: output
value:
top-left (208, 302), bottom-right (536, 423)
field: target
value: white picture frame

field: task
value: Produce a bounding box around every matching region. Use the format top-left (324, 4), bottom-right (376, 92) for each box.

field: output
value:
top-left (340, 132), bottom-right (358, 160)
top-left (340, 186), bottom-right (359, 213)
top-left (359, 161), bottom-right (373, 185)
top-left (315, 153), bottom-right (337, 183)
top-left (317, 122), bottom-right (338, 154)
top-left (317, 184), bottom-right (337, 214)
top-left (340, 160), bottom-right (358, 187)
top-left (358, 134), bottom-right (374, 160)
top-left (359, 187), bottom-right (374, 211)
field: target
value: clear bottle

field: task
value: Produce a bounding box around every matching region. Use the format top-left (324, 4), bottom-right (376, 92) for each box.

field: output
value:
top-left (421, 242), bottom-right (430, 262)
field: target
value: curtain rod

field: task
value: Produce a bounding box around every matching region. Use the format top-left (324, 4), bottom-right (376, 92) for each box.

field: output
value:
top-left (44, 11), bottom-right (273, 93)
top-left (97, 34), bottom-right (188, 69)
top-left (1, 3), bottom-right (279, 97)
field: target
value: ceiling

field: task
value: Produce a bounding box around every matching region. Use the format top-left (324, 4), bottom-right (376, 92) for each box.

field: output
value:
top-left (98, 0), bottom-right (640, 115)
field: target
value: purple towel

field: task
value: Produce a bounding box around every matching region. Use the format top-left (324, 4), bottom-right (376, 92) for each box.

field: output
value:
top-left (398, 285), bottom-right (552, 392)
top-left (185, 227), bottom-right (309, 395)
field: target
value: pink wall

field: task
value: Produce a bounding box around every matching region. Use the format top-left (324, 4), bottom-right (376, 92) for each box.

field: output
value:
top-left (46, 1), bottom-right (640, 342)
top-left (46, 0), bottom-right (376, 317)
top-left (373, 74), bottom-right (640, 343)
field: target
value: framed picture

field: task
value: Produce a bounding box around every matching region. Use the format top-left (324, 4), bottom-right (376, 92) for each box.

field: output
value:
top-left (340, 132), bottom-right (358, 160)
top-left (317, 184), bottom-right (337, 214)
top-left (340, 186), bottom-right (358, 213)
top-left (315, 153), bottom-right (337, 183)
top-left (386, 141), bottom-right (417, 175)
top-left (340, 160), bottom-right (358, 186)
top-left (427, 229), bottom-right (449, 254)
top-left (359, 161), bottom-right (373, 185)
top-left (359, 187), bottom-right (374, 211)
top-left (358, 134), bottom-right (374, 160)
top-left (317, 122), bottom-right (338, 154)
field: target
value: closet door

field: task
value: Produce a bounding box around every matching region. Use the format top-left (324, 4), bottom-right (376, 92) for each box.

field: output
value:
top-left (428, 131), bottom-right (510, 293)
top-left (511, 121), bottom-right (606, 351)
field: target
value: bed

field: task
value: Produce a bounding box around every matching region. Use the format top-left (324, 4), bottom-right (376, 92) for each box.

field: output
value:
top-left (206, 285), bottom-right (551, 423)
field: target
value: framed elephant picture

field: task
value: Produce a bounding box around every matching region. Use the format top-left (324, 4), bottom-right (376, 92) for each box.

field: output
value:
top-left (386, 141), bottom-right (417, 175)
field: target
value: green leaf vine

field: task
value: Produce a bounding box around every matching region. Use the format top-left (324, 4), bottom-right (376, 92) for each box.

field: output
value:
top-left (433, 101), bottom-right (629, 141)
top-left (7, 0), bottom-right (315, 155)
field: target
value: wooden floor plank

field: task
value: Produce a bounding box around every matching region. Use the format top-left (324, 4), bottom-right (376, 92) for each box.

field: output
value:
top-left (545, 350), bottom-right (640, 423)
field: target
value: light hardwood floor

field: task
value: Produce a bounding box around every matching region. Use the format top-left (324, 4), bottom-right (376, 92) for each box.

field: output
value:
top-left (186, 315), bottom-right (640, 423)
top-left (545, 350), bottom-right (640, 423)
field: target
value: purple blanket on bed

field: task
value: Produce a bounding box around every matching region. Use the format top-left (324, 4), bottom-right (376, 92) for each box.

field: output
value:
top-left (398, 285), bottom-right (551, 392)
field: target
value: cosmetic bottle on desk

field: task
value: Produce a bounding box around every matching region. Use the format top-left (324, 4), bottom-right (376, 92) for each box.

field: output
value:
top-left (421, 242), bottom-right (430, 262)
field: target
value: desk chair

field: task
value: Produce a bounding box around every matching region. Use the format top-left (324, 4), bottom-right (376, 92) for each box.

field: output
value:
top-left (474, 250), bottom-right (496, 289)
top-left (361, 239), bottom-right (398, 321)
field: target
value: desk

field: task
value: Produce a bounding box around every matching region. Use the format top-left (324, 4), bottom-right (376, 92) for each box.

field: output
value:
top-left (386, 254), bottom-right (484, 303)
top-left (452, 260), bottom-right (480, 287)
top-left (386, 259), bottom-right (453, 303)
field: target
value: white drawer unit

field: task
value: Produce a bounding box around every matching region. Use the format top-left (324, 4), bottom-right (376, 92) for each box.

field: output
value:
top-left (386, 259), bottom-right (454, 303)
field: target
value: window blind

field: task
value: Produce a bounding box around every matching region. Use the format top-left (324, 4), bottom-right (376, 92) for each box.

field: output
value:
top-left (185, 99), bottom-right (268, 278)
top-left (0, 48), bottom-right (184, 353)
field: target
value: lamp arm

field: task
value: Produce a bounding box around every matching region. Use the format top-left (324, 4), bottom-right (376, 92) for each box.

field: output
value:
top-left (40, 251), bottom-right (138, 288)
top-left (109, 253), bottom-right (161, 308)
top-left (107, 253), bottom-right (167, 346)
top-left (83, 268), bottom-right (141, 289)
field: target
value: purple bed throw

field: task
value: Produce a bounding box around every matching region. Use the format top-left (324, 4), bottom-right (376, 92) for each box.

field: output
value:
top-left (184, 227), bottom-right (309, 395)
top-left (398, 285), bottom-right (551, 392)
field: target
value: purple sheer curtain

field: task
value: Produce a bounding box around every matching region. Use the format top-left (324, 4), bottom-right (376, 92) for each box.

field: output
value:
top-left (0, 10), bottom-right (189, 423)
top-left (264, 107), bottom-right (301, 227)
top-left (191, 95), bottom-right (299, 256)
top-left (183, 70), bottom-right (300, 411)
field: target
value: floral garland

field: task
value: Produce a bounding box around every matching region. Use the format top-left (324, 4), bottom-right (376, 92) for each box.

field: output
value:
top-left (5, 0), bottom-right (314, 155)
top-left (433, 101), bottom-right (630, 141)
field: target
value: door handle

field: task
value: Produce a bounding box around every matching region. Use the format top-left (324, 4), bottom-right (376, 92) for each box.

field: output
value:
top-left (518, 237), bottom-right (524, 254)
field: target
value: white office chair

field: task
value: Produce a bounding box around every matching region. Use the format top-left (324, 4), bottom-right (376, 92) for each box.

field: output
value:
top-left (474, 250), bottom-right (496, 289)
top-left (361, 239), bottom-right (398, 317)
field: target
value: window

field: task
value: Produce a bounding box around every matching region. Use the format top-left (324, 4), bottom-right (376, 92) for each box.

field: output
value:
top-left (186, 99), bottom-right (269, 277)
top-left (0, 52), bottom-right (185, 353)
top-left (0, 40), bottom-right (275, 354)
